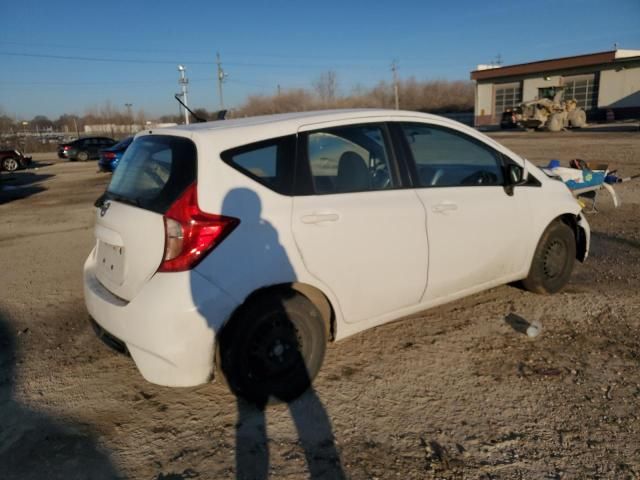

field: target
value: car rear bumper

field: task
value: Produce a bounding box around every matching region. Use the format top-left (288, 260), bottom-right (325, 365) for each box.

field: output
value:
top-left (97, 159), bottom-right (115, 172)
top-left (83, 250), bottom-right (239, 387)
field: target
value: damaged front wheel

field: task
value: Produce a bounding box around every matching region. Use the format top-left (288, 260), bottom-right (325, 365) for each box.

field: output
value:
top-left (523, 220), bottom-right (576, 294)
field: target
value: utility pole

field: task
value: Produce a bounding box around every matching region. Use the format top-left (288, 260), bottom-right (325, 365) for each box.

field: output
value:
top-left (391, 60), bottom-right (400, 110)
top-left (216, 52), bottom-right (227, 110)
top-left (125, 103), bottom-right (133, 133)
top-left (178, 64), bottom-right (189, 125)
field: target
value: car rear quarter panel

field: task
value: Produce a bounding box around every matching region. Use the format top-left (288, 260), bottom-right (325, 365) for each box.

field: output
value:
top-left (187, 131), bottom-right (348, 336)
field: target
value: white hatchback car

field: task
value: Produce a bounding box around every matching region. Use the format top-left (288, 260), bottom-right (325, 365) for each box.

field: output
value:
top-left (84, 109), bottom-right (590, 402)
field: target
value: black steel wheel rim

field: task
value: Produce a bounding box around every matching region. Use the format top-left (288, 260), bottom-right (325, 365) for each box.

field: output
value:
top-left (543, 239), bottom-right (567, 279)
top-left (246, 313), bottom-right (304, 382)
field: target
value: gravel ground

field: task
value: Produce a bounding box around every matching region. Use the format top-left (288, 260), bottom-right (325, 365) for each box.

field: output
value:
top-left (0, 129), bottom-right (639, 479)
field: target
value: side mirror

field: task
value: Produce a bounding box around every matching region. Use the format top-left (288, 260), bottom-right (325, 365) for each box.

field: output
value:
top-left (504, 163), bottom-right (527, 196)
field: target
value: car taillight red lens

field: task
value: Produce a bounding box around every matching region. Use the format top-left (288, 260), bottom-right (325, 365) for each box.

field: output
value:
top-left (103, 152), bottom-right (116, 159)
top-left (63, 146), bottom-right (71, 151)
top-left (158, 183), bottom-right (239, 273)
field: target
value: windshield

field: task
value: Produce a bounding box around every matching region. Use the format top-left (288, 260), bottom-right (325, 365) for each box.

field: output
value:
top-left (106, 135), bottom-right (196, 213)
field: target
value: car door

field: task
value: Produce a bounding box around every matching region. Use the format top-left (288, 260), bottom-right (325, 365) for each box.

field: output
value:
top-left (291, 122), bottom-right (428, 324)
top-left (82, 138), bottom-right (94, 157)
top-left (396, 122), bottom-right (531, 301)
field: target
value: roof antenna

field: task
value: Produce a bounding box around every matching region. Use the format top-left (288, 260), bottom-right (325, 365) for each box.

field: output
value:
top-left (174, 94), bottom-right (207, 123)
top-left (613, 42), bottom-right (618, 50)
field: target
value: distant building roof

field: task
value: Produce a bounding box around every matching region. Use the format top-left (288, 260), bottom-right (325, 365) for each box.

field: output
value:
top-left (470, 49), bottom-right (640, 81)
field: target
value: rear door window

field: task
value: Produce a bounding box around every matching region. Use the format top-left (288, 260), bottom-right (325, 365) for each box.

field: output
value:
top-left (304, 124), bottom-right (396, 194)
top-left (105, 135), bottom-right (196, 213)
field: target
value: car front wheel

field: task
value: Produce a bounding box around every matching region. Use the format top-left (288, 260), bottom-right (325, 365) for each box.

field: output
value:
top-left (2, 157), bottom-right (19, 172)
top-left (217, 291), bottom-right (327, 405)
top-left (523, 220), bottom-right (576, 294)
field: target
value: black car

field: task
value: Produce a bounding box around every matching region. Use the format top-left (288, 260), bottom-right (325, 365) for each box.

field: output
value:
top-left (0, 148), bottom-right (32, 172)
top-left (58, 137), bottom-right (116, 161)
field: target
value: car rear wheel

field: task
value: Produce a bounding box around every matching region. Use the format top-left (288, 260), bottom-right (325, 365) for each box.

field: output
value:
top-left (77, 151), bottom-right (89, 162)
top-left (523, 221), bottom-right (576, 294)
top-left (2, 157), bottom-right (19, 172)
top-left (217, 291), bottom-right (327, 404)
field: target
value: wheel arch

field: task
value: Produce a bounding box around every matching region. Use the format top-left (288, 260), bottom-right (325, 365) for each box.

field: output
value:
top-left (557, 213), bottom-right (588, 262)
top-left (224, 282), bottom-right (336, 342)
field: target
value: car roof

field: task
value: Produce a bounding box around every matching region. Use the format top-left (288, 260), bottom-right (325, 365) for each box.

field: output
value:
top-left (163, 109), bottom-right (444, 133)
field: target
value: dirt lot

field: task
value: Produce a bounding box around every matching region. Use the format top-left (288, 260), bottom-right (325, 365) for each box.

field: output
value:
top-left (1, 129), bottom-right (639, 479)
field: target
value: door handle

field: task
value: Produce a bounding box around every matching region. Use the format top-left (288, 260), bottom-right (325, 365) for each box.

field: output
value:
top-left (300, 213), bottom-right (340, 224)
top-left (432, 202), bottom-right (458, 213)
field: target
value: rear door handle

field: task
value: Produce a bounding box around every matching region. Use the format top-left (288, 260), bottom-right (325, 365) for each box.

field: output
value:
top-left (432, 202), bottom-right (458, 213)
top-left (301, 213), bottom-right (340, 224)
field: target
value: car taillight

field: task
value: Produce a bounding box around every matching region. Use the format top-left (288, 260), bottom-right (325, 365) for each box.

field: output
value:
top-left (158, 183), bottom-right (239, 272)
top-left (102, 152), bottom-right (116, 159)
top-left (63, 146), bottom-right (71, 151)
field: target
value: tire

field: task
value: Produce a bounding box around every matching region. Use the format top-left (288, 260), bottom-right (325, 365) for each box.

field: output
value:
top-left (217, 291), bottom-right (327, 404)
top-left (523, 221), bottom-right (576, 294)
top-left (77, 151), bottom-right (89, 162)
top-left (2, 157), bottom-right (19, 172)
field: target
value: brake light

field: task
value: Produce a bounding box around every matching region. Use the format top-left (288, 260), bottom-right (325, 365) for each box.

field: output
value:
top-left (102, 152), bottom-right (116, 159)
top-left (63, 146), bottom-right (71, 151)
top-left (158, 183), bottom-right (239, 272)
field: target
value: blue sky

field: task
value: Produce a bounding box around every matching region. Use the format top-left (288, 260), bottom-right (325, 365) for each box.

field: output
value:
top-left (1, 0), bottom-right (639, 119)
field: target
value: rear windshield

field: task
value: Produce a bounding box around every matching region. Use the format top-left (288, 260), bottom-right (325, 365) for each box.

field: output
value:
top-left (112, 136), bottom-right (134, 150)
top-left (105, 135), bottom-right (196, 213)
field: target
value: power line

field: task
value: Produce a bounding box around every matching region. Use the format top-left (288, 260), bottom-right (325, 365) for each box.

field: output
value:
top-left (0, 76), bottom-right (269, 88)
top-left (0, 51), bottom-right (387, 71)
top-left (0, 51), bottom-right (211, 65)
top-left (1, 40), bottom-right (399, 63)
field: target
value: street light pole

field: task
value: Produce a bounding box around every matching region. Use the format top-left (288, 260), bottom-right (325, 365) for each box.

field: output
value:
top-left (391, 60), bottom-right (400, 110)
top-left (125, 103), bottom-right (133, 133)
top-left (21, 121), bottom-right (29, 153)
top-left (178, 65), bottom-right (190, 125)
top-left (216, 52), bottom-right (226, 110)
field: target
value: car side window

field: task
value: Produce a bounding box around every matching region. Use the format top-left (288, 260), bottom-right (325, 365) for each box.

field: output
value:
top-left (222, 135), bottom-right (295, 195)
top-left (401, 123), bottom-right (504, 187)
top-left (306, 124), bottom-right (395, 194)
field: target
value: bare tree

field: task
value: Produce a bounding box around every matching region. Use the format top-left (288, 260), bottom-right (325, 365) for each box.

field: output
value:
top-left (313, 70), bottom-right (338, 105)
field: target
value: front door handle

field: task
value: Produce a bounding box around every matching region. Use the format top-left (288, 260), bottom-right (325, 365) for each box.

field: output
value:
top-left (432, 202), bottom-right (458, 213)
top-left (301, 213), bottom-right (340, 224)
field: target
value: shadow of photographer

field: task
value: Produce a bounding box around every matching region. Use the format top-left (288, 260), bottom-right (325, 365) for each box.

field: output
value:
top-left (212, 188), bottom-right (346, 479)
top-left (0, 308), bottom-right (121, 479)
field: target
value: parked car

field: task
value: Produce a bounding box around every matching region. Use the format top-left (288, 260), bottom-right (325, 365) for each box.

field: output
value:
top-left (58, 137), bottom-right (116, 161)
top-left (98, 136), bottom-right (134, 172)
top-left (0, 148), bottom-right (32, 172)
top-left (84, 109), bottom-right (590, 403)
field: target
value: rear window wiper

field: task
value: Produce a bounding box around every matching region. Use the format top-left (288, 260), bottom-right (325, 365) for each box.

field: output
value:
top-left (96, 191), bottom-right (143, 208)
